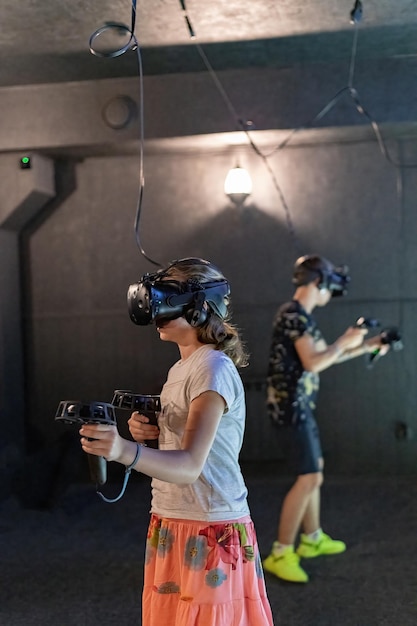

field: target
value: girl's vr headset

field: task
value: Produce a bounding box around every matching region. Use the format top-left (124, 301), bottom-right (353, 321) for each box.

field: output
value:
top-left (127, 272), bottom-right (230, 327)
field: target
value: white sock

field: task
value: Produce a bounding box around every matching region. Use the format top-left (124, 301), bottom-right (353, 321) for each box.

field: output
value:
top-left (304, 528), bottom-right (322, 542)
top-left (272, 541), bottom-right (294, 556)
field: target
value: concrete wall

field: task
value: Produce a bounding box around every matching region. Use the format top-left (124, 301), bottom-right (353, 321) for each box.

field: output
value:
top-left (23, 138), bottom-right (416, 475)
top-left (1, 60), bottom-right (417, 476)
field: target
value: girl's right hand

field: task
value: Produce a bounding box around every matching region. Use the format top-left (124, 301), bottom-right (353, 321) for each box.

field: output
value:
top-left (128, 411), bottom-right (160, 443)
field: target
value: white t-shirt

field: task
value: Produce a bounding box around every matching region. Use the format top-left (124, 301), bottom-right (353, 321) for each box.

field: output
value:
top-left (151, 344), bottom-right (250, 521)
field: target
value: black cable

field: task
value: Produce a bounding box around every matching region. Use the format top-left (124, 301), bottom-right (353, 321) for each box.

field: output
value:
top-left (263, 86), bottom-right (350, 158)
top-left (89, 0), bottom-right (137, 58)
top-left (90, 0), bottom-right (417, 265)
top-left (89, 0), bottom-right (162, 267)
top-left (178, 1), bottom-right (301, 253)
top-left (251, 9), bottom-right (417, 169)
top-left (178, 0), bottom-right (417, 237)
top-left (131, 42), bottom-right (161, 266)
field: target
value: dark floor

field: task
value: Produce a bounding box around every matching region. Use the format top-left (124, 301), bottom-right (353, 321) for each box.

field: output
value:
top-left (1, 457), bottom-right (417, 626)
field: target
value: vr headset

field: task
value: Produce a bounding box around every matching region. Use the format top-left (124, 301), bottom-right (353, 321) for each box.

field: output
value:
top-left (127, 266), bottom-right (230, 327)
top-left (292, 255), bottom-right (350, 297)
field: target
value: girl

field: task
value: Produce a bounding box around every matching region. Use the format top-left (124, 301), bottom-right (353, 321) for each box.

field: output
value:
top-left (80, 257), bottom-right (274, 626)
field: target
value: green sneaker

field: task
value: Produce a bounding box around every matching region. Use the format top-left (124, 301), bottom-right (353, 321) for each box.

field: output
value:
top-left (296, 532), bottom-right (346, 558)
top-left (263, 547), bottom-right (309, 583)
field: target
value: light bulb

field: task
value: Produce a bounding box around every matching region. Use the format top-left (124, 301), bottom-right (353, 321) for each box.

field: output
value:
top-left (224, 166), bottom-right (252, 205)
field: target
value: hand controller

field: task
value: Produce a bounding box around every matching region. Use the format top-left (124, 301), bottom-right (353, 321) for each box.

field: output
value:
top-left (354, 317), bottom-right (403, 368)
top-left (55, 400), bottom-right (116, 485)
top-left (112, 390), bottom-right (161, 449)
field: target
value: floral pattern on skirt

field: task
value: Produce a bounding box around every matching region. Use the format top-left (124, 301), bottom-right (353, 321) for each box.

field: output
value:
top-left (143, 514), bottom-right (274, 626)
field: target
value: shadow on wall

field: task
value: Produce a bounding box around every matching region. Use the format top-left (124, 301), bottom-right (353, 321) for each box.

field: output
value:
top-left (180, 201), bottom-right (306, 300)
top-left (179, 200), bottom-right (308, 376)
top-left (179, 202), bottom-right (306, 461)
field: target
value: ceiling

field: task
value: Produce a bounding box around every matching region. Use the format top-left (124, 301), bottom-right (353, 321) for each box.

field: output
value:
top-left (1, 0), bottom-right (417, 88)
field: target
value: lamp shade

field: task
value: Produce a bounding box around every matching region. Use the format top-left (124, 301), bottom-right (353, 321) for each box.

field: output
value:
top-left (224, 166), bottom-right (252, 205)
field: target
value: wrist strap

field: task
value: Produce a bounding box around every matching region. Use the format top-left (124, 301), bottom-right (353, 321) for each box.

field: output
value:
top-left (126, 443), bottom-right (142, 471)
top-left (96, 443), bottom-right (142, 504)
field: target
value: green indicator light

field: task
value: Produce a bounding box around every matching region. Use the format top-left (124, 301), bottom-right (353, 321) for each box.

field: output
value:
top-left (20, 156), bottom-right (31, 169)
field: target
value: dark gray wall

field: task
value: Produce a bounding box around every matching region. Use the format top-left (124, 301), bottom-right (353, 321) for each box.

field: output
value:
top-left (0, 153), bottom-right (55, 460)
top-left (1, 58), bottom-right (416, 475)
top-left (0, 230), bottom-right (25, 450)
top-left (24, 138), bottom-right (415, 474)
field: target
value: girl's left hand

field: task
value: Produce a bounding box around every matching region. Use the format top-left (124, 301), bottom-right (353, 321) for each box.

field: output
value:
top-left (79, 423), bottom-right (123, 462)
top-left (128, 411), bottom-right (159, 443)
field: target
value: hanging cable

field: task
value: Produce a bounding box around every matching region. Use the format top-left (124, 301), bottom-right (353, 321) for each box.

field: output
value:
top-left (348, 23), bottom-right (359, 88)
top-left (89, 0), bottom-right (162, 266)
top-left (266, 4), bottom-right (417, 169)
top-left (344, 2), bottom-right (417, 168)
top-left (89, 0), bottom-right (137, 58)
top-left (178, 0), bottom-right (301, 253)
top-left (89, 0), bottom-right (417, 263)
top-left (179, 0), bottom-right (417, 231)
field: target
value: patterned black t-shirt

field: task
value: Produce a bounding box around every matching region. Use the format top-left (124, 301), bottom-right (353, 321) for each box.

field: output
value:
top-left (267, 300), bottom-right (323, 425)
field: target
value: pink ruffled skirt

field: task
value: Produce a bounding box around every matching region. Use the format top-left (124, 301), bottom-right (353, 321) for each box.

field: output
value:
top-left (142, 514), bottom-right (274, 626)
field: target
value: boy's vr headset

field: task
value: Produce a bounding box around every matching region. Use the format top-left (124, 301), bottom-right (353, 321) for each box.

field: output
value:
top-left (127, 268), bottom-right (230, 327)
top-left (292, 255), bottom-right (350, 297)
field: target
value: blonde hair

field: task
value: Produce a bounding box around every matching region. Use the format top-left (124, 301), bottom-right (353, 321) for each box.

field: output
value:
top-left (163, 258), bottom-right (249, 368)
